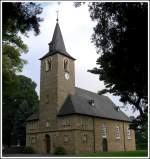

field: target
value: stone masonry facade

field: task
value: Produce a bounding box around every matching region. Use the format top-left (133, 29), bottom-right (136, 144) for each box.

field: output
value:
top-left (26, 115), bottom-right (135, 154)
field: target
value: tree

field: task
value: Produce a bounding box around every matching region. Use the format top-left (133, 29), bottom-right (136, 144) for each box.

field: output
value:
top-left (3, 75), bottom-right (39, 146)
top-left (2, 2), bottom-right (43, 94)
top-left (87, 2), bottom-right (148, 125)
top-left (2, 2), bottom-right (42, 146)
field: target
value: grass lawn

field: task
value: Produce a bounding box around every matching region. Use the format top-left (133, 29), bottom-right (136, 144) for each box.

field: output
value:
top-left (80, 150), bottom-right (148, 157)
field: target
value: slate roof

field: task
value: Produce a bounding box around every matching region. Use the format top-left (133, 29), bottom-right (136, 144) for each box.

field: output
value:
top-left (39, 22), bottom-right (75, 60)
top-left (26, 87), bottom-right (131, 122)
top-left (57, 87), bottom-right (131, 122)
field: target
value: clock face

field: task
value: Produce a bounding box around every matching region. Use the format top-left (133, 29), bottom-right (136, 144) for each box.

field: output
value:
top-left (65, 72), bottom-right (70, 80)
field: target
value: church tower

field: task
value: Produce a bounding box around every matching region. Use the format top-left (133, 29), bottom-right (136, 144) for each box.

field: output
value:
top-left (39, 20), bottom-right (75, 130)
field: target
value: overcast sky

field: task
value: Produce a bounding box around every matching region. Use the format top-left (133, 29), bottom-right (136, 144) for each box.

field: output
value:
top-left (20, 2), bottom-right (138, 117)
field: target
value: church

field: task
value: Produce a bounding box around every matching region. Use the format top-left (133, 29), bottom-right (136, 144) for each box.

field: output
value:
top-left (26, 19), bottom-right (136, 154)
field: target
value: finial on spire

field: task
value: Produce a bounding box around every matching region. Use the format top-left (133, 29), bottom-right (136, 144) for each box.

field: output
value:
top-left (56, 10), bottom-right (59, 22)
top-left (56, 2), bottom-right (60, 23)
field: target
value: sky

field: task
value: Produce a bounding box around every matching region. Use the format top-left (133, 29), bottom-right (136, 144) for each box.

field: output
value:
top-left (20, 2), bottom-right (138, 117)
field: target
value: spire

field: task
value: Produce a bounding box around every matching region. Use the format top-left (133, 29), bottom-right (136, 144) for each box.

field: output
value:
top-left (40, 20), bottom-right (75, 60)
top-left (49, 22), bottom-right (66, 53)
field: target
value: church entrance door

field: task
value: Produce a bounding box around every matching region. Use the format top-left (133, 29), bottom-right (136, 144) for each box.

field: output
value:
top-left (45, 134), bottom-right (51, 153)
top-left (102, 138), bottom-right (108, 152)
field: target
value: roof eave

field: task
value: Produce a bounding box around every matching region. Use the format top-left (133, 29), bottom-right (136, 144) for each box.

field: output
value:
top-left (39, 51), bottom-right (76, 61)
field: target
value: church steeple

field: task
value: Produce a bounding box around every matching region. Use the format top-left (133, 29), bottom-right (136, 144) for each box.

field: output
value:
top-left (49, 22), bottom-right (66, 54)
top-left (40, 20), bottom-right (75, 60)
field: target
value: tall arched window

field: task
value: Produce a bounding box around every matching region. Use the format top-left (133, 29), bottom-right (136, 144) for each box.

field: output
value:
top-left (64, 58), bottom-right (69, 71)
top-left (45, 57), bottom-right (52, 71)
top-left (101, 124), bottom-right (107, 138)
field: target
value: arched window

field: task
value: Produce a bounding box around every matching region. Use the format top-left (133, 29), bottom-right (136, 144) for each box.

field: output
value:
top-left (116, 126), bottom-right (120, 139)
top-left (45, 57), bottom-right (52, 71)
top-left (127, 127), bottom-right (131, 139)
top-left (64, 59), bottom-right (69, 71)
top-left (101, 124), bottom-right (107, 138)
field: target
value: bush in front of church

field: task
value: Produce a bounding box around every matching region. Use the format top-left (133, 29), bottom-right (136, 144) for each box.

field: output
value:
top-left (53, 146), bottom-right (66, 155)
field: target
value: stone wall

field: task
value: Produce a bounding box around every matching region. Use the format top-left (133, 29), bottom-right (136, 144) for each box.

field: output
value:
top-left (26, 115), bottom-right (136, 154)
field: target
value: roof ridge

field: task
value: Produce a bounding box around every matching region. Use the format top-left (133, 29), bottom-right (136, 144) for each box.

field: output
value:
top-left (75, 87), bottom-right (106, 98)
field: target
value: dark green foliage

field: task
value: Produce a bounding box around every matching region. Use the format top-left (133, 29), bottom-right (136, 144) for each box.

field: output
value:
top-left (2, 2), bottom-right (43, 95)
top-left (135, 121), bottom-right (148, 150)
top-left (2, 2), bottom-right (43, 37)
top-left (3, 75), bottom-right (39, 146)
top-left (2, 2), bottom-right (42, 146)
top-left (88, 2), bottom-right (148, 128)
top-left (53, 147), bottom-right (66, 155)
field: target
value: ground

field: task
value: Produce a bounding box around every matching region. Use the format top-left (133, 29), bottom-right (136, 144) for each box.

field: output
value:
top-left (80, 150), bottom-right (148, 157)
top-left (3, 150), bottom-right (148, 158)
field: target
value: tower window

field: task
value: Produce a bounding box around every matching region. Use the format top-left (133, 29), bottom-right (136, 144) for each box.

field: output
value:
top-left (64, 59), bottom-right (69, 71)
top-left (45, 57), bottom-right (52, 71)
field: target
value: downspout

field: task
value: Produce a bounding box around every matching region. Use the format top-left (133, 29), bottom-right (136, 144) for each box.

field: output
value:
top-left (93, 117), bottom-right (96, 153)
top-left (123, 122), bottom-right (126, 151)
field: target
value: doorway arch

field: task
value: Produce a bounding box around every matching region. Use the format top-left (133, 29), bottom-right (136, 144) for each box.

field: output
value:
top-left (102, 138), bottom-right (108, 152)
top-left (45, 134), bottom-right (51, 153)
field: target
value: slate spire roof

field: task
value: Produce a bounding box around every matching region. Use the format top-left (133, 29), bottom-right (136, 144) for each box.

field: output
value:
top-left (40, 21), bottom-right (75, 60)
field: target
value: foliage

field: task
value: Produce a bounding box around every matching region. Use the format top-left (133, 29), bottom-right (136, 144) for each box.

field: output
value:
top-left (2, 2), bottom-right (43, 93)
top-left (53, 147), bottom-right (66, 155)
top-left (88, 2), bottom-right (148, 127)
top-left (3, 75), bottom-right (39, 146)
top-left (2, 2), bottom-right (42, 146)
top-left (22, 146), bottom-right (35, 154)
top-left (135, 121), bottom-right (148, 150)
top-left (2, 2), bottom-right (43, 37)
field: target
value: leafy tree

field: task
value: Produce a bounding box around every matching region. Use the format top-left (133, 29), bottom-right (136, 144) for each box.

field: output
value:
top-left (2, 2), bottom-right (43, 93)
top-left (87, 2), bottom-right (148, 124)
top-left (2, 2), bottom-right (42, 146)
top-left (3, 75), bottom-right (39, 146)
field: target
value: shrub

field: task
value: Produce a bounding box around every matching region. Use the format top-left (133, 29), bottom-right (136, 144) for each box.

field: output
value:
top-left (23, 146), bottom-right (35, 154)
top-left (53, 147), bottom-right (66, 155)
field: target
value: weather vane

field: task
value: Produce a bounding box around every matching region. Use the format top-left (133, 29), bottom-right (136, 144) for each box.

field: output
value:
top-left (56, 10), bottom-right (59, 22)
top-left (56, 2), bottom-right (60, 22)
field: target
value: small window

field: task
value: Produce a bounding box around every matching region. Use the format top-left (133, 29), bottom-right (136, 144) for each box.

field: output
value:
top-left (64, 59), bottom-right (69, 71)
top-left (45, 94), bottom-right (49, 104)
top-left (46, 121), bottom-right (50, 127)
top-left (83, 134), bottom-right (88, 143)
top-left (64, 135), bottom-right (69, 143)
top-left (45, 58), bottom-right (52, 71)
top-left (31, 136), bottom-right (36, 144)
top-left (127, 127), bottom-right (131, 139)
top-left (101, 124), bottom-right (107, 138)
top-left (116, 126), bottom-right (120, 139)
